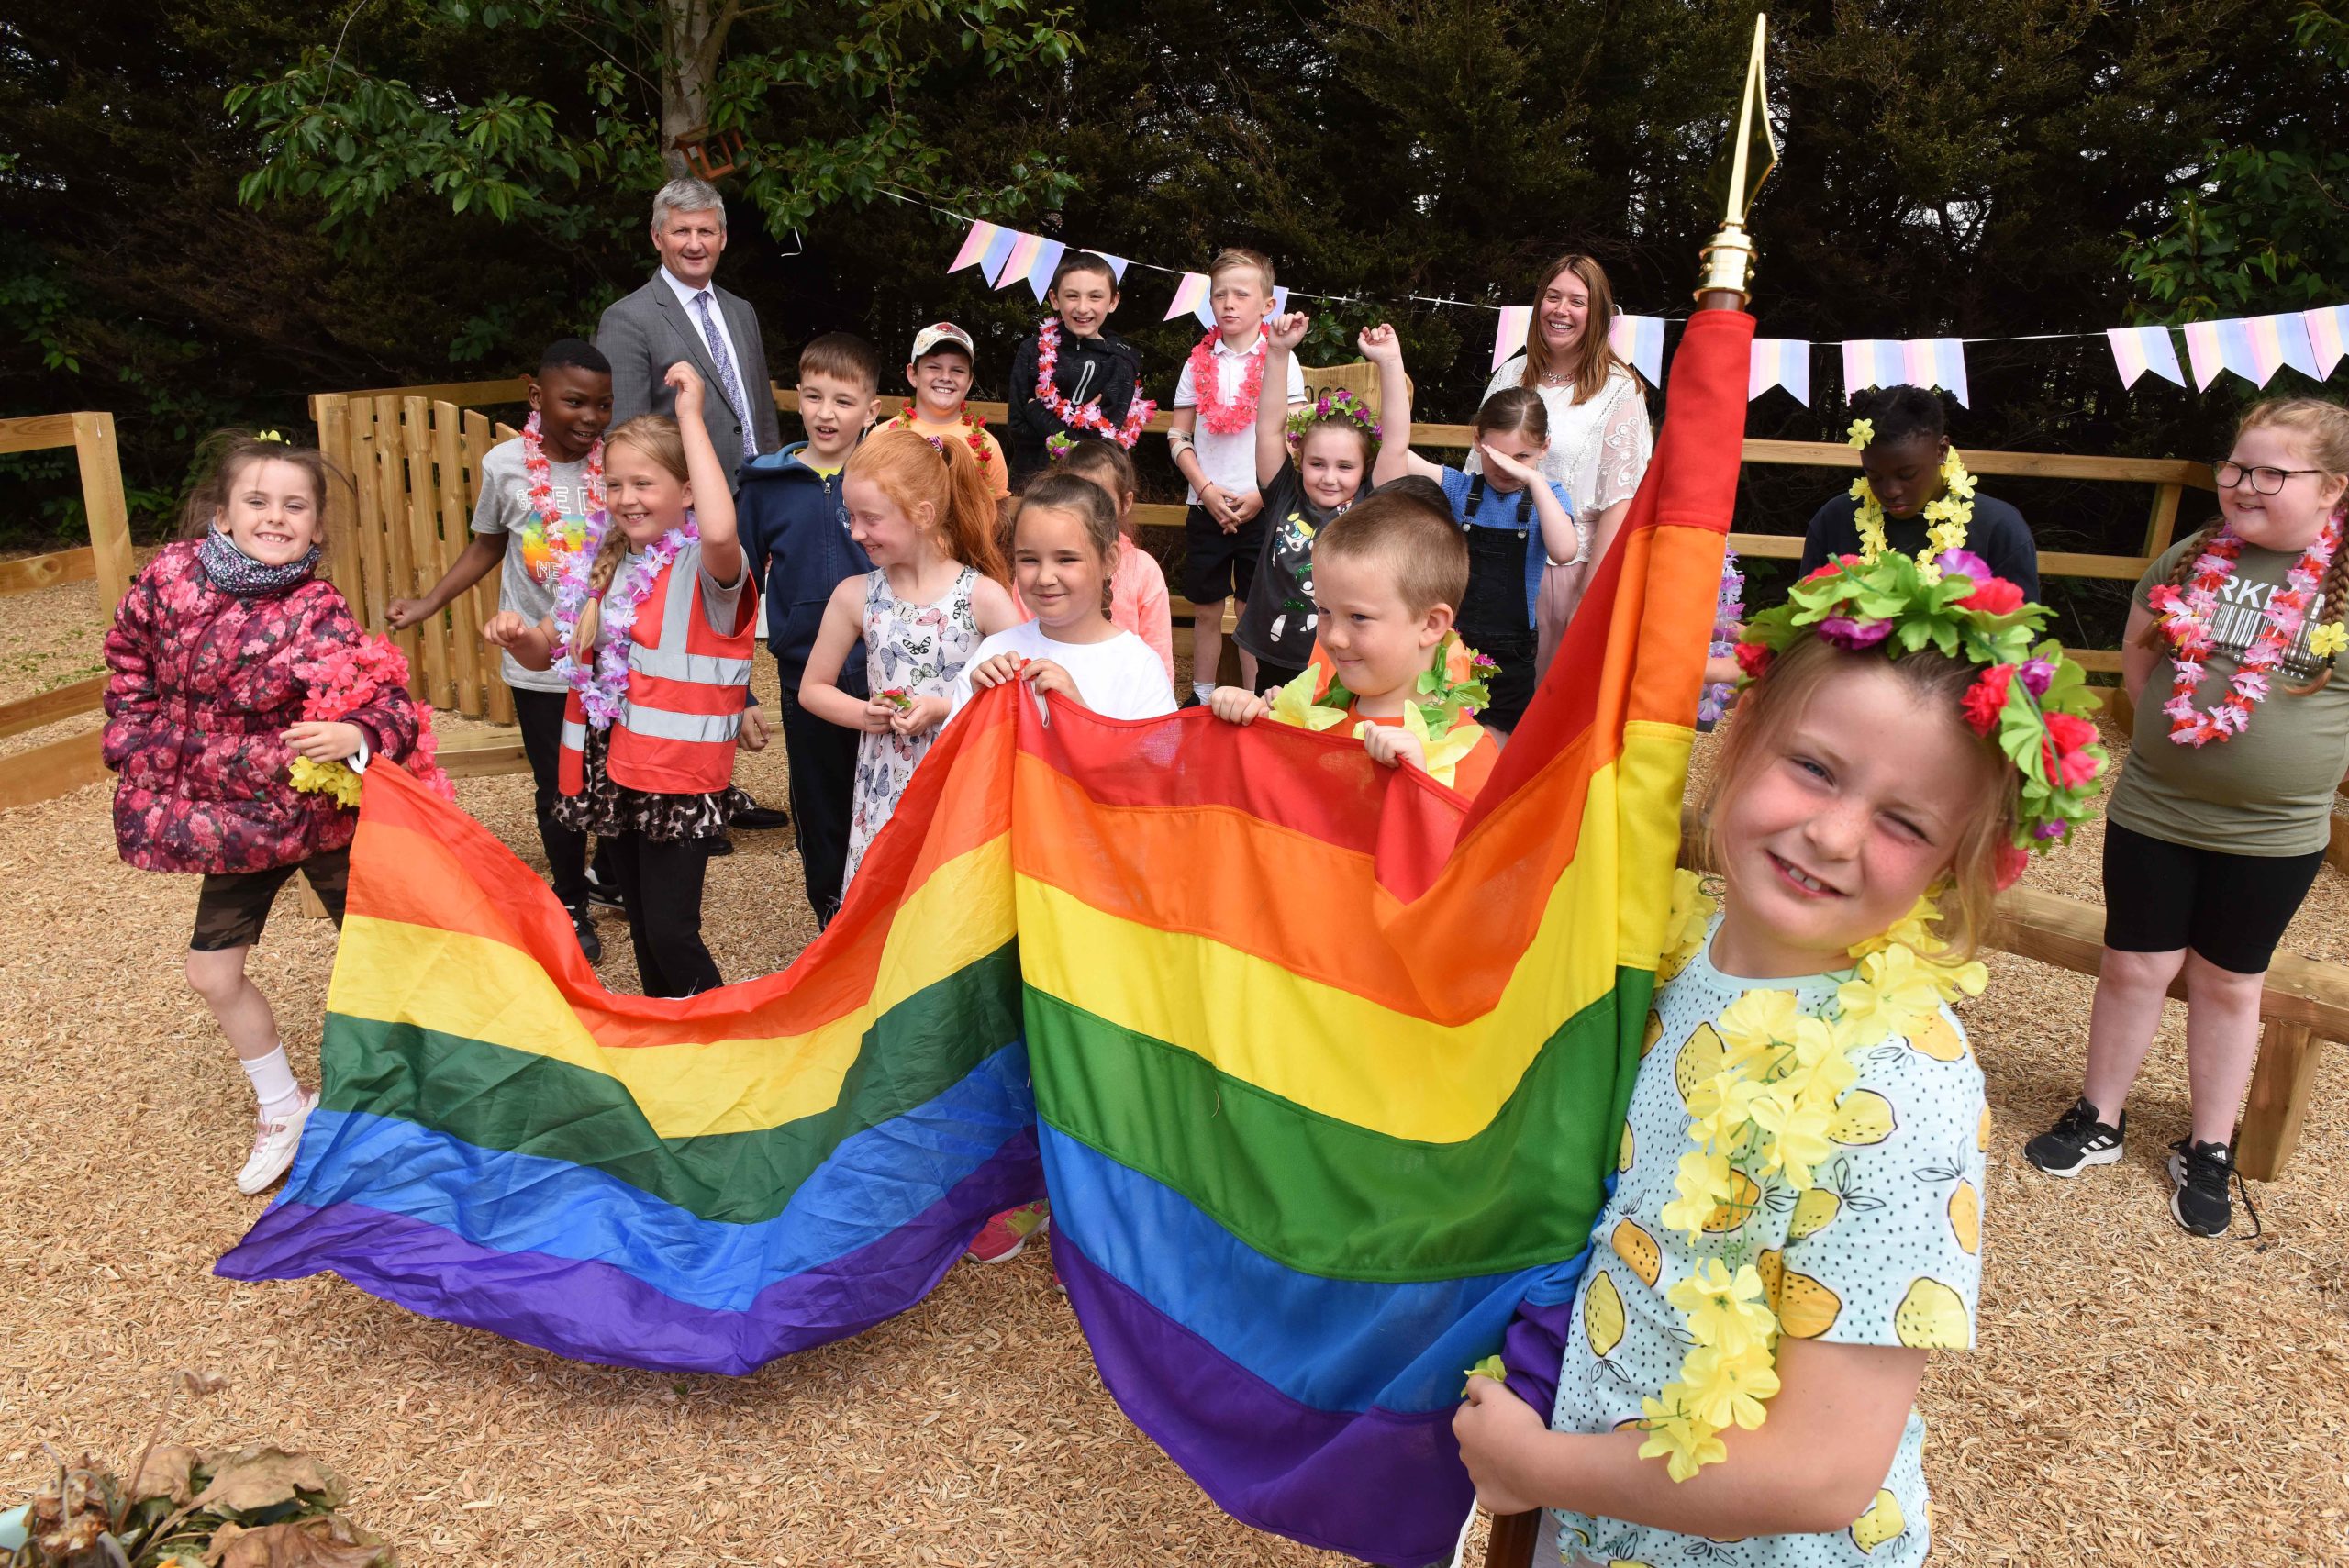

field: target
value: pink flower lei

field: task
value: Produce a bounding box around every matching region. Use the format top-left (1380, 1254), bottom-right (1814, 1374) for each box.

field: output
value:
top-left (1035, 318), bottom-right (1157, 450)
top-left (291, 634), bottom-right (454, 802)
top-left (2145, 515), bottom-right (2343, 746)
top-left (519, 412), bottom-right (606, 587)
top-left (552, 510), bottom-right (700, 729)
top-left (1186, 328), bottom-right (1267, 437)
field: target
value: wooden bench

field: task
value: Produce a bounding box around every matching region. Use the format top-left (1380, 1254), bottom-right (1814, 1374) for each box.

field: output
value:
top-left (1676, 811), bottom-right (2339, 1181)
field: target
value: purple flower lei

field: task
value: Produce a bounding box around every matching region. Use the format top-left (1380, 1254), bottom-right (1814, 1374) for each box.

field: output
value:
top-left (1698, 548), bottom-right (1744, 725)
top-left (552, 508), bottom-right (699, 728)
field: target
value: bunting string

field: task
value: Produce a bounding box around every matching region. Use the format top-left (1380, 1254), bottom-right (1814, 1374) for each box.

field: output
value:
top-left (891, 185), bottom-right (2349, 406)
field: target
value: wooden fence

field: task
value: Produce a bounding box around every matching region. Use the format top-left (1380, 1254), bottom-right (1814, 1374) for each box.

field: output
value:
top-left (308, 389), bottom-right (526, 725)
top-left (0, 412), bottom-right (135, 809)
top-left (334, 372), bottom-right (2214, 702)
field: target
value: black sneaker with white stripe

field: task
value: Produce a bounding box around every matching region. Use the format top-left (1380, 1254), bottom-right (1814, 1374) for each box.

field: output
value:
top-left (2167, 1137), bottom-right (2257, 1238)
top-left (2024, 1098), bottom-right (2126, 1176)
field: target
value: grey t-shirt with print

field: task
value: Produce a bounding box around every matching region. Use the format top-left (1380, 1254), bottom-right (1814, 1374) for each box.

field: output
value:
top-left (472, 437), bottom-right (592, 693)
top-left (2109, 533), bottom-right (2349, 856)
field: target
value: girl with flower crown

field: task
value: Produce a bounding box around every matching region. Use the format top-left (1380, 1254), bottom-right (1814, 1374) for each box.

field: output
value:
top-left (486, 363), bottom-right (757, 999)
top-left (1228, 311), bottom-right (1380, 695)
top-left (105, 432), bottom-right (425, 1195)
top-left (1800, 386), bottom-right (2039, 602)
top-left (2026, 397), bottom-right (2349, 1238)
top-left (1454, 552), bottom-right (2107, 1566)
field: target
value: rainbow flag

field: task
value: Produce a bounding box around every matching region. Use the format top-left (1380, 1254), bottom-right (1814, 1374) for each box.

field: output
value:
top-left (220, 311), bottom-right (1753, 1565)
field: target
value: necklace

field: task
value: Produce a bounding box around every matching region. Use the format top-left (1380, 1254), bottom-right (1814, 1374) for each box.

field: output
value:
top-left (1639, 877), bottom-right (1987, 1481)
top-left (1034, 319), bottom-right (1156, 449)
top-left (1187, 329), bottom-right (1267, 436)
top-left (518, 412), bottom-right (605, 587)
top-left (1853, 449), bottom-right (1974, 579)
top-left (2147, 517), bottom-right (2343, 746)
top-left (888, 403), bottom-right (994, 473)
top-left (551, 511), bottom-right (699, 729)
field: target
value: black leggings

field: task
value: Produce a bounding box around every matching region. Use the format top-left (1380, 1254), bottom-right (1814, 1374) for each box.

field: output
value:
top-left (2101, 820), bottom-right (2324, 974)
top-left (607, 832), bottom-right (721, 997)
top-left (511, 686), bottom-right (593, 911)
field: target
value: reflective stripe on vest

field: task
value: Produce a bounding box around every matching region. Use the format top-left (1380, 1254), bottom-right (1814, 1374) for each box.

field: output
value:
top-left (556, 690), bottom-right (590, 796)
top-left (606, 548), bottom-right (758, 796)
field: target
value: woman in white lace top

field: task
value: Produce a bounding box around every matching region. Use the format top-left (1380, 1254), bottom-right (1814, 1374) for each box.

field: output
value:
top-left (1473, 253), bottom-right (1653, 679)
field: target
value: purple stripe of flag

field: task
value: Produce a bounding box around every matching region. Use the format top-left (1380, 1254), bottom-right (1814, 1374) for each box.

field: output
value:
top-left (216, 1130), bottom-right (1045, 1377)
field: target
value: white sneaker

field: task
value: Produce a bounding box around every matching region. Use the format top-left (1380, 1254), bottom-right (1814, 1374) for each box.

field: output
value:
top-left (236, 1089), bottom-right (317, 1195)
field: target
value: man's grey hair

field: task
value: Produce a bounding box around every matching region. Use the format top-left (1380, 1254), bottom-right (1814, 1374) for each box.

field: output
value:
top-left (651, 177), bottom-right (727, 234)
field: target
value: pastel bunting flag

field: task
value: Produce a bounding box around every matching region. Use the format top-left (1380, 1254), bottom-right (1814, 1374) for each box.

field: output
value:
top-left (993, 231), bottom-right (1047, 289)
top-left (2306, 305), bottom-right (2349, 380)
top-left (1272, 286), bottom-right (1289, 317)
top-left (1022, 239), bottom-right (1068, 302)
top-left (1096, 252), bottom-right (1130, 282)
top-left (1491, 305), bottom-right (1532, 373)
top-left (2105, 325), bottom-right (2185, 391)
top-left (1841, 337), bottom-right (1970, 406)
top-left (1163, 271), bottom-right (1211, 326)
top-left (1609, 313), bottom-right (1666, 385)
top-left (1747, 338), bottom-right (1810, 405)
top-left (2184, 315), bottom-right (2323, 390)
top-left (948, 219), bottom-right (1004, 274)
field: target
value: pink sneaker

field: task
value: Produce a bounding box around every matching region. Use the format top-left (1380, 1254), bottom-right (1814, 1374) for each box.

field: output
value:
top-left (963, 1201), bottom-right (1050, 1263)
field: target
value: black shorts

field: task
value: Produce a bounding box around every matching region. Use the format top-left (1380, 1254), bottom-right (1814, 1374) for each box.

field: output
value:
top-left (1183, 504), bottom-right (1268, 606)
top-left (190, 848), bottom-right (350, 951)
top-left (2100, 820), bottom-right (2322, 974)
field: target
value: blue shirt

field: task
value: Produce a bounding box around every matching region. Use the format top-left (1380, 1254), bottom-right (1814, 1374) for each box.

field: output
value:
top-left (1439, 466), bottom-right (1574, 628)
top-left (736, 442), bottom-right (872, 702)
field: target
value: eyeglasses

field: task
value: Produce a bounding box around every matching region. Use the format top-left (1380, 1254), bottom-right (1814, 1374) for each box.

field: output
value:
top-left (2215, 460), bottom-right (2329, 495)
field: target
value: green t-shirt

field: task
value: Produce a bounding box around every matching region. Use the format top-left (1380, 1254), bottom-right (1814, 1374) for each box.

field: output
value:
top-left (2108, 535), bottom-right (2349, 855)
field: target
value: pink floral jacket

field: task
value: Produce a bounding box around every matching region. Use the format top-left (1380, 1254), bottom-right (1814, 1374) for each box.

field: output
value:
top-left (103, 541), bottom-right (420, 874)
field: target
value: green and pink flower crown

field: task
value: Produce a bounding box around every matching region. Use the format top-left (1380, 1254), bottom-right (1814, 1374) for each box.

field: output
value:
top-left (1284, 389), bottom-right (1382, 451)
top-left (1733, 550), bottom-right (2109, 882)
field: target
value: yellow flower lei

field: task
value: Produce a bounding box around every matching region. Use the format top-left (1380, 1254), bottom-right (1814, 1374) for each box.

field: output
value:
top-left (1849, 438), bottom-right (1976, 585)
top-left (1639, 872), bottom-right (1987, 1482)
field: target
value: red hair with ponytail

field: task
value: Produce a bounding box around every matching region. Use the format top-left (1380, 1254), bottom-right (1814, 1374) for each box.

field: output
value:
top-left (842, 427), bottom-right (1008, 584)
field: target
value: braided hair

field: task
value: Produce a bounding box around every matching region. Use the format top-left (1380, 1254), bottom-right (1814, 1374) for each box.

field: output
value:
top-left (2142, 397), bottom-right (2349, 695)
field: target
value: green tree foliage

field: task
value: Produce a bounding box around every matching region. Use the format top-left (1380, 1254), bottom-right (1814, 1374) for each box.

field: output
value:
top-left (2122, 2), bottom-right (2349, 319)
top-left (6, 0), bottom-right (2346, 575)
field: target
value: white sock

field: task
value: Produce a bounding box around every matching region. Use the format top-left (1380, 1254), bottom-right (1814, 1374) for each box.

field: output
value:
top-left (1193, 681), bottom-right (1215, 702)
top-left (240, 1045), bottom-right (306, 1122)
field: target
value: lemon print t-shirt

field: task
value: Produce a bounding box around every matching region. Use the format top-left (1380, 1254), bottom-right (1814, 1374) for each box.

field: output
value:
top-left (1538, 913), bottom-right (1987, 1568)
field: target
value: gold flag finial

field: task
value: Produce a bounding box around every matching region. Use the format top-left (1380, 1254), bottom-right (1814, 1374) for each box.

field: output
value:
top-left (1696, 13), bottom-right (1778, 306)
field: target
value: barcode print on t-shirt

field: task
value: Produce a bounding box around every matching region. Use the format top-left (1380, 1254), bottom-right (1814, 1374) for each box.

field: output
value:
top-left (2207, 574), bottom-right (2327, 680)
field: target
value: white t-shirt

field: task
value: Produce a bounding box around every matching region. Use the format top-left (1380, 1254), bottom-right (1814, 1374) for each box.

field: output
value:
top-left (1172, 333), bottom-right (1308, 501)
top-left (948, 621), bottom-right (1175, 721)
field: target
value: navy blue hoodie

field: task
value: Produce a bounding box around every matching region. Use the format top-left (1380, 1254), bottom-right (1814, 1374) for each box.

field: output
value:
top-left (736, 442), bottom-right (871, 702)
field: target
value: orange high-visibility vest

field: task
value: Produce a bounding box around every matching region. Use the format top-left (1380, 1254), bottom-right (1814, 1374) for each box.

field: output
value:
top-left (558, 544), bottom-right (758, 796)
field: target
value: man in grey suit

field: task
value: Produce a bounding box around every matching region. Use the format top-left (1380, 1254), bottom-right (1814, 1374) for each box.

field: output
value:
top-left (592, 174), bottom-right (790, 846)
top-left (596, 176), bottom-right (782, 484)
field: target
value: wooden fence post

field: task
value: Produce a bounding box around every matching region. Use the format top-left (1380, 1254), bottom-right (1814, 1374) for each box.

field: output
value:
top-left (71, 412), bottom-right (134, 612)
top-left (2237, 1021), bottom-right (2318, 1182)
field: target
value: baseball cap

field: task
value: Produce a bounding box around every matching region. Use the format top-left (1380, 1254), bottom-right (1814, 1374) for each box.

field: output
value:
top-left (910, 322), bottom-right (975, 362)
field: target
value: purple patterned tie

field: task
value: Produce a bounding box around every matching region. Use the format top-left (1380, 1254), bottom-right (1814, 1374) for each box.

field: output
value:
top-left (691, 290), bottom-right (759, 461)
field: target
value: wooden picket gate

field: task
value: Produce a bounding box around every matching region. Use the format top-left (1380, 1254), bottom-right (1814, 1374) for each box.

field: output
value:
top-left (308, 386), bottom-right (526, 727)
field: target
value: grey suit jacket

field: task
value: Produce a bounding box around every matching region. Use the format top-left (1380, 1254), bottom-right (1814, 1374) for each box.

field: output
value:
top-left (596, 272), bottom-right (782, 484)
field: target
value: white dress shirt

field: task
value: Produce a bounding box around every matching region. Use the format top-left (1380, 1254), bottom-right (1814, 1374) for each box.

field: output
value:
top-left (660, 265), bottom-right (754, 430)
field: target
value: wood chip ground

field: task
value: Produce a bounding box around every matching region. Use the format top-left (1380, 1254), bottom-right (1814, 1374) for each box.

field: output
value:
top-left (4, 584), bottom-right (2343, 1564)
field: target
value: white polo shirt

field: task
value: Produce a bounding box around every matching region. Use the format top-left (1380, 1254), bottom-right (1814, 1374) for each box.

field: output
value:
top-left (1173, 332), bottom-right (1307, 502)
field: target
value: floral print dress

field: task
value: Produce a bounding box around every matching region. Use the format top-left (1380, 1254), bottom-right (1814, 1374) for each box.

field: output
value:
top-left (841, 565), bottom-right (981, 887)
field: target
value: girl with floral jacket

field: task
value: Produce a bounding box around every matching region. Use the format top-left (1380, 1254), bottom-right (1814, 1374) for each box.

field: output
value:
top-left (104, 434), bottom-right (419, 1195)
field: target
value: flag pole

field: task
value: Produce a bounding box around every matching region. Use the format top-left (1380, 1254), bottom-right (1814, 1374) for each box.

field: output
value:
top-left (1479, 16), bottom-right (1772, 1567)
